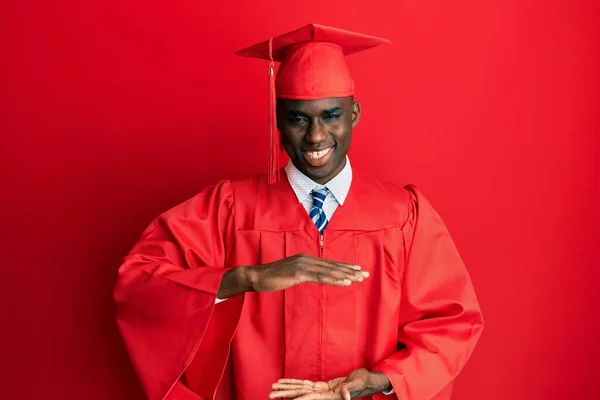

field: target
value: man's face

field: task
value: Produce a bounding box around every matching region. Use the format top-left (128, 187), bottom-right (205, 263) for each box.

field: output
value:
top-left (277, 96), bottom-right (360, 184)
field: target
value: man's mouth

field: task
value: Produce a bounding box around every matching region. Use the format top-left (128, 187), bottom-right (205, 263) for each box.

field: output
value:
top-left (302, 147), bottom-right (334, 167)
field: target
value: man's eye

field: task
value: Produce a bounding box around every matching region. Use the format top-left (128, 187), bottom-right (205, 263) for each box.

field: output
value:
top-left (323, 114), bottom-right (340, 120)
top-left (288, 118), bottom-right (307, 124)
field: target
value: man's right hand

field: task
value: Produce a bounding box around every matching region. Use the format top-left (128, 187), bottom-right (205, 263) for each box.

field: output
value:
top-left (216, 254), bottom-right (369, 300)
top-left (247, 254), bottom-right (369, 292)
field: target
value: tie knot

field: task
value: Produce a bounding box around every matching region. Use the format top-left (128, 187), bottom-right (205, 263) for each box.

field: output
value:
top-left (311, 187), bottom-right (329, 210)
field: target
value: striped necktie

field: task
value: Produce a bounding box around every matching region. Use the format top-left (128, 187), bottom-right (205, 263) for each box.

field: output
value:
top-left (310, 187), bottom-right (330, 233)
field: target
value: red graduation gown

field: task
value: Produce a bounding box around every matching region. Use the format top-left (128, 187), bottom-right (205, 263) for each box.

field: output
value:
top-left (114, 169), bottom-right (483, 400)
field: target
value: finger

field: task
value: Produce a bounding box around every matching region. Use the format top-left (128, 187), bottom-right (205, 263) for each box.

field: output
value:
top-left (307, 265), bottom-right (365, 282)
top-left (302, 255), bottom-right (362, 271)
top-left (276, 379), bottom-right (314, 385)
top-left (307, 274), bottom-right (353, 287)
top-left (295, 392), bottom-right (341, 400)
top-left (340, 377), bottom-right (366, 400)
top-left (330, 261), bottom-right (362, 271)
top-left (340, 386), bottom-right (351, 400)
top-left (269, 389), bottom-right (313, 399)
top-left (297, 268), bottom-right (353, 286)
top-left (300, 255), bottom-right (363, 275)
top-left (272, 383), bottom-right (310, 390)
top-left (319, 259), bottom-right (363, 273)
top-left (318, 262), bottom-right (370, 279)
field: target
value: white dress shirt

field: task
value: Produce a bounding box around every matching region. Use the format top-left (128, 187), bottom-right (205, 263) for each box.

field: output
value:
top-left (285, 156), bottom-right (352, 220)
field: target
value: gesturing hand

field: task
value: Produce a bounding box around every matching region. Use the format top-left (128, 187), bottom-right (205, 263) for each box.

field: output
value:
top-left (247, 253), bottom-right (369, 293)
top-left (268, 368), bottom-right (391, 400)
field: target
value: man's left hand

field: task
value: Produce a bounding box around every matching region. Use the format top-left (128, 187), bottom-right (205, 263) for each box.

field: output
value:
top-left (268, 368), bottom-right (391, 400)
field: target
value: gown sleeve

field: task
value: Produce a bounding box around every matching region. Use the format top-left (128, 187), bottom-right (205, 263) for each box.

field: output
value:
top-left (113, 181), bottom-right (243, 400)
top-left (373, 185), bottom-right (484, 399)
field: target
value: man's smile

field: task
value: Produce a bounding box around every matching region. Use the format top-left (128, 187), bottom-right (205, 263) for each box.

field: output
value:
top-left (302, 146), bottom-right (334, 167)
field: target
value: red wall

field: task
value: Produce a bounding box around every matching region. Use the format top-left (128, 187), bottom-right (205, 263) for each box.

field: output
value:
top-left (1, 1), bottom-right (598, 399)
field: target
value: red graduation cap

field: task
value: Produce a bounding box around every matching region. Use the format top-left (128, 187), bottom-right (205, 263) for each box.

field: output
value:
top-left (236, 24), bottom-right (390, 183)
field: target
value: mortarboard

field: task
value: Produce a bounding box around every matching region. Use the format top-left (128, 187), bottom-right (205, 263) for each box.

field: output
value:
top-left (236, 24), bottom-right (390, 183)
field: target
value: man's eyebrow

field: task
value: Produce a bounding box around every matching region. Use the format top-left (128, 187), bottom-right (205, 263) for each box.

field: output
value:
top-left (287, 110), bottom-right (308, 117)
top-left (323, 107), bottom-right (342, 114)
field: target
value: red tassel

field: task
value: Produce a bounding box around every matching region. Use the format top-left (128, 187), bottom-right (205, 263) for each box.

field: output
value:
top-left (267, 37), bottom-right (280, 184)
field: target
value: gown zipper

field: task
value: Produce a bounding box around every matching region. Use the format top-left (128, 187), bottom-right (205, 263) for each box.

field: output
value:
top-left (318, 233), bottom-right (324, 380)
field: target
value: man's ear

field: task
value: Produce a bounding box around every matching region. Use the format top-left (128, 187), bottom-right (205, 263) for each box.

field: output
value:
top-left (352, 101), bottom-right (361, 128)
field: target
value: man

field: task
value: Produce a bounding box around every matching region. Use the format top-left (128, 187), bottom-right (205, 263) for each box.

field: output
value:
top-left (114, 24), bottom-right (483, 400)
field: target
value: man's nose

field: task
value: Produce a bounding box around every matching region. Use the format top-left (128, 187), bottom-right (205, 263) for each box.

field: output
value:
top-left (305, 120), bottom-right (327, 144)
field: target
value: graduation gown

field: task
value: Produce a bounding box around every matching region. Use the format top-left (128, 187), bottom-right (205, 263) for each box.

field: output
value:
top-left (114, 169), bottom-right (483, 400)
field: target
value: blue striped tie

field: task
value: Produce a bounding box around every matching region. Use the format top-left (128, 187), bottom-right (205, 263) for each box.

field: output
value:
top-left (310, 187), bottom-right (330, 233)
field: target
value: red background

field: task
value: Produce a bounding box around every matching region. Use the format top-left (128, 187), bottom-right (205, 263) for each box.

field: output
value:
top-left (1, 0), bottom-right (598, 399)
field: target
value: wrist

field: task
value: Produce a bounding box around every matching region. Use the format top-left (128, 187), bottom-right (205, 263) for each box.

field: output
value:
top-left (369, 370), bottom-right (391, 393)
top-left (238, 266), bottom-right (258, 293)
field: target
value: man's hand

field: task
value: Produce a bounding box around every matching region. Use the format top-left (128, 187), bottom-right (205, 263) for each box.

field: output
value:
top-left (268, 368), bottom-right (391, 400)
top-left (247, 254), bottom-right (369, 292)
top-left (217, 254), bottom-right (369, 299)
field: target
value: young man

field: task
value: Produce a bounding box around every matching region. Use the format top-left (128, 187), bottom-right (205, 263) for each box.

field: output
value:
top-left (114, 24), bottom-right (483, 400)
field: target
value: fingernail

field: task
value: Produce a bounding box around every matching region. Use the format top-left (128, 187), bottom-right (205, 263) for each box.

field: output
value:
top-left (352, 265), bottom-right (361, 270)
top-left (343, 279), bottom-right (352, 285)
top-left (362, 271), bottom-right (370, 277)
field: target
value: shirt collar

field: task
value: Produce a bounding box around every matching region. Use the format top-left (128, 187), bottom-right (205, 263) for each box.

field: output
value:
top-left (285, 157), bottom-right (353, 205)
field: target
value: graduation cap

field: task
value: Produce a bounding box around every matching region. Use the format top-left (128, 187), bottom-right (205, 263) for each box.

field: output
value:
top-left (236, 24), bottom-right (390, 183)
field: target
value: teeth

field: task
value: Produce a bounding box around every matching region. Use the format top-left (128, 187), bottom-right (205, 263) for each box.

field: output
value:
top-left (305, 148), bottom-right (331, 160)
